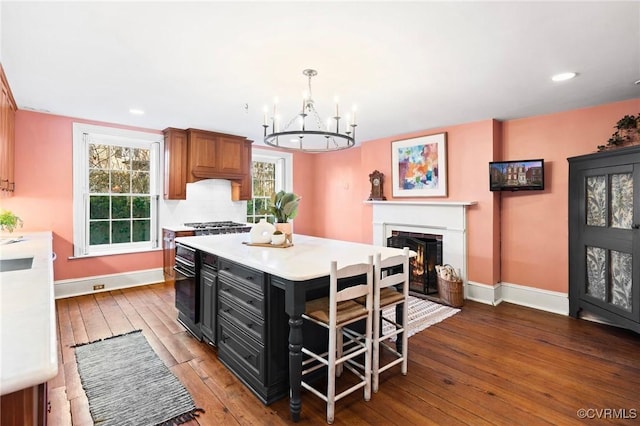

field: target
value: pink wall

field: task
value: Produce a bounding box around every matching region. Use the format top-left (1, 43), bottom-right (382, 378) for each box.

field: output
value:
top-left (2, 110), bottom-right (163, 281)
top-left (7, 97), bottom-right (640, 295)
top-left (290, 151), bottom-right (318, 236)
top-left (500, 98), bottom-right (640, 292)
top-left (304, 98), bottom-right (640, 293)
top-left (353, 120), bottom-right (500, 286)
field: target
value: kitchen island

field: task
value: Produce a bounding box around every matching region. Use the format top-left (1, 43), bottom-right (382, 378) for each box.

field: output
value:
top-left (175, 232), bottom-right (411, 422)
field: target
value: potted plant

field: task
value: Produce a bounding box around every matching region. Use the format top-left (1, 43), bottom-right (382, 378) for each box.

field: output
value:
top-left (598, 113), bottom-right (640, 151)
top-left (269, 190), bottom-right (301, 244)
top-left (0, 210), bottom-right (23, 233)
top-left (271, 230), bottom-right (286, 245)
top-left (269, 190), bottom-right (301, 223)
top-left (616, 114), bottom-right (638, 131)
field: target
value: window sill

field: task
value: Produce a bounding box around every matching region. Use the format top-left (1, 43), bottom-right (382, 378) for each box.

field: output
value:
top-left (68, 246), bottom-right (162, 260)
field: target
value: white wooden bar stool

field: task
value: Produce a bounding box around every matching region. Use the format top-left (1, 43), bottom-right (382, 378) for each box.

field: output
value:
top-left (372, 247), bottom-right (410, 392)
top-left (301, 256), bottom-right (373, 424)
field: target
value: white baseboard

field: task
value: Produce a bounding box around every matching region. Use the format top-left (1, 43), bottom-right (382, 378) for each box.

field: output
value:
top-left (465, 280), bottom-right (501, 305)
top-left (54, 268), bottom-right (165, 299)
top-left (465, 280), bottom-right (569, 315)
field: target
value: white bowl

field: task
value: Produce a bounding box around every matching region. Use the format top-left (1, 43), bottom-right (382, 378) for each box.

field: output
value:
top-left (271, 233), bottom-right (286, 245)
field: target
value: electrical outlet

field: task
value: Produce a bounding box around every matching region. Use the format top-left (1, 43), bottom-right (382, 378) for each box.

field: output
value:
top-left (93, 284), bottom-right (105, 291)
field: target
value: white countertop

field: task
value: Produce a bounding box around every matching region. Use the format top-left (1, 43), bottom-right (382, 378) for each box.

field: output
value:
top-left (0, 232), bottom-right (58, 395)
top-left (175, 233), bottom-right (413, 281)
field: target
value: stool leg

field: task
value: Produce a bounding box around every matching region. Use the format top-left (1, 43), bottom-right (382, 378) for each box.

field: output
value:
top-left (364, 312), bottom-right (372, 401)
top-left (372, 305), bottom-right (380, 393)
top-left (336, 328), bottom-right (343, 377)
top-left (327, 325), bottom-right (337, 424)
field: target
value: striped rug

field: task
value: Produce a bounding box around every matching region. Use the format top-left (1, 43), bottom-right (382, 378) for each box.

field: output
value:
top-left (74, 330), bottom-right (203, 426)
top-left (382, 296), bottom-right (460, 338)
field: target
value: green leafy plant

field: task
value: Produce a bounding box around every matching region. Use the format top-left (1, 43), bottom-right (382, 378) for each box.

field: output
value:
top-left (0, 210), bottom-right (23, 233)
top-left (599, 113), bottom-right (640, 152)
top-left (273, 230), bottom-right (283, 235)
top-left (615, 114), bottom-right (639, 130)
top-left (269, 191), bottom-right (301, 223)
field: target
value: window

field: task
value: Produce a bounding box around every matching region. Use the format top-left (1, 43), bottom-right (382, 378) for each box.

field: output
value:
top-left (247, 149), bottom-right (292, 223)
top-left (73, 123), bottom-right (162, 257)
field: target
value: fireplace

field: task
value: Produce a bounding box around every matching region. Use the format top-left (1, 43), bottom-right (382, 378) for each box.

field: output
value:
top-left (387, 231), bottom-right (443, 296)
top-left (370, 200), bottom-right (475, 301)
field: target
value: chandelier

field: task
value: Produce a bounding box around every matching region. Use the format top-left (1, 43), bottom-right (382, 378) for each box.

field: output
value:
top-left (262, 69), bottom-right (357, 152)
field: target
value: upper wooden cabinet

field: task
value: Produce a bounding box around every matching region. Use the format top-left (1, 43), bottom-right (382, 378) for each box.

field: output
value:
top-left (1, 64), bottom-right (17, 196)
top-left (163, 128), bottom-right (188, 200)
top-left (163, 127), bottom-right (252, 200)
top-left (232, 140), bottom-right (253, 201)
top-left (187, 129), bottom-right (246, 179)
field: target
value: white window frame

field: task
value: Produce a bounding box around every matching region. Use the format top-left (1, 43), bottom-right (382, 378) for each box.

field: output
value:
top-left (252, 148), bottom-right (293, 193)
top-left (248, 148), bottom-right (293, 221)
top-left (72, 123), bottom-right (163, 257)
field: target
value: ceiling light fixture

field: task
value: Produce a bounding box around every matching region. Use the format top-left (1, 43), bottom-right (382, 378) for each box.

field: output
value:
top-left (551, 72), bottom-right (577, 82)
top-left (129, 108), bottom-right (145, 115)
top-left (262, 69), bottom-right (357, 152)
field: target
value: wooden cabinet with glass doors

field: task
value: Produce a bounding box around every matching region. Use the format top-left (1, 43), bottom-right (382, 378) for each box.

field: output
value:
top-left (568, 146), bottom-right (640, 333)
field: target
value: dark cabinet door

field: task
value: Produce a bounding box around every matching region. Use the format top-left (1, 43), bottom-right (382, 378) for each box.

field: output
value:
top-left (200, 268), bottom-right (217, 345)
top-left (569, 147), bottom-right (640, 330)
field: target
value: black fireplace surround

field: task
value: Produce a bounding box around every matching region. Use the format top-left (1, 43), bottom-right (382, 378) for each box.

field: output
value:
top-left (387, 231), bottom-right (443, 296)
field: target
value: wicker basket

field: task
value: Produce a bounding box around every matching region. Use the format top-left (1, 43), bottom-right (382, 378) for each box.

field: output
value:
top-left (437, 275), bottom-right (464, 308)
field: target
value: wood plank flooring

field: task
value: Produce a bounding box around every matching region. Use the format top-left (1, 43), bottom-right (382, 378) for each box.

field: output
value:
top-left (48, 282), bottom-right (640, 425)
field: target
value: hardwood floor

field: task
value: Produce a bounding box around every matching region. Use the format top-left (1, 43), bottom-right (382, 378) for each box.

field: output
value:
top-left (49, 282), bottom-right (640, 425)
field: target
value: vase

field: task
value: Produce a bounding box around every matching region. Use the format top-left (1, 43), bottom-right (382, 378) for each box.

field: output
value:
top-left (275, 222), bottom-right (293, 245)
top-left (249, 218), bottom-right (276, 244)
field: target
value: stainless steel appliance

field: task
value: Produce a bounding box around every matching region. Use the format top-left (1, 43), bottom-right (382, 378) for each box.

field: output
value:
top-left (174, 243), bottom-right (200, 339)
top-left (184, 221), bottom-right (251, 236)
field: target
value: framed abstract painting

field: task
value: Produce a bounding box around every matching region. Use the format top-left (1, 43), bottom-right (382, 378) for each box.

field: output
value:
top-left (391, 133), bottom-right (447, 197)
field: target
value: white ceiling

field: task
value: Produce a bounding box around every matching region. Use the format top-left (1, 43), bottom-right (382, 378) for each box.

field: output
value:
top-left (2, 1), bottom-right (639, 146)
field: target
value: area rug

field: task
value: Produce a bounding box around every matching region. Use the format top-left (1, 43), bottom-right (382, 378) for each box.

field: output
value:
top-left (74, 330), bottom-right (203, 426)
top-left (382, 296), bottom-right (460, 338)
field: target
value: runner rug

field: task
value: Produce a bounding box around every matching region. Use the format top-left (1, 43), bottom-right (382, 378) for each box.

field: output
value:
top-left (74, 330), bottom-right (203, 426)
top-left (382, 296), bottom-right (460, 338)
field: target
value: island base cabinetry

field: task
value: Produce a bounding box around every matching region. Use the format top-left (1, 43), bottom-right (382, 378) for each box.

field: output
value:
top-left (200, 265), bottom-right (217, 346)
top-left (216, 259), bottom-right (289, 404)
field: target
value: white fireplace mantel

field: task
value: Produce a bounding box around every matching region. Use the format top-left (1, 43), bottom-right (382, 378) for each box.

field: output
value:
top-left (365, 200), bottom-right (476, 207)
top-left (368, 200), bottom-right (476, 285)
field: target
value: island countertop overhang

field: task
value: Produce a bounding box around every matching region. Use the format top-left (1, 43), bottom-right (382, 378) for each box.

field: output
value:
top-left (175, 233), bottom-right (414, 281)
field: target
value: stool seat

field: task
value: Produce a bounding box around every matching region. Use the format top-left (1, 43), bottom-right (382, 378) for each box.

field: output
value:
top-left (305, 298), bottom-right (368, 326)
top-left (379, 287), bottom-right (404, 306)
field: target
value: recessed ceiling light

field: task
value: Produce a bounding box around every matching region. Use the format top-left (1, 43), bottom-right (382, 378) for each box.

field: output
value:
top-left (551, 72), bottom-right (577, 82)
top-left (129, 108), bottom-right (145, 115)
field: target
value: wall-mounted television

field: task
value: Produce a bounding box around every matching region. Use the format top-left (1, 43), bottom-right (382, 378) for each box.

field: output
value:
top-left (489, 159), bottom-right (545, 191)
